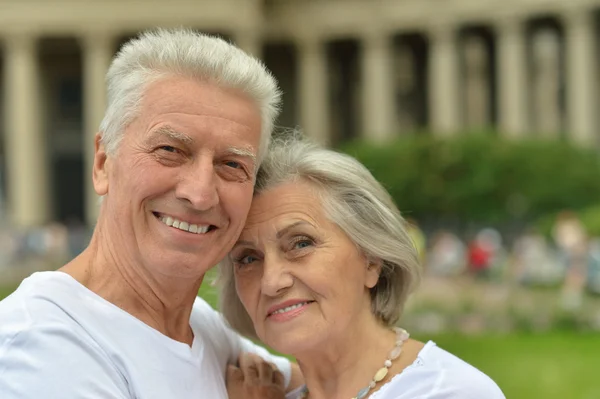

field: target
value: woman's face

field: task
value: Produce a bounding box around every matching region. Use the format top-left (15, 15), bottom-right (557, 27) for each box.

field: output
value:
top-left (231, 180), bottom-right (380, 355)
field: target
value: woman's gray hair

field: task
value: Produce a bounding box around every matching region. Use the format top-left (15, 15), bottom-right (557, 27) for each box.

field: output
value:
top-left (99, 28), bottom-right (281, 162)
top-left (218, 132), bottom-right (421, 338)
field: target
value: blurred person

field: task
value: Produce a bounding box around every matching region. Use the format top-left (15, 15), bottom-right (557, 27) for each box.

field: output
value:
top-left (426, 230), bottom-right (467, 276)
top-left (0, 228), bottom-right (18, 269)
top-left (479, 228), bottom-right (508, 281)
top-left (65, 215), bottom-right (90, 257)
top-left (44, 222), bottom-right (70, 264)
top-left (219, 135), bottom-right (505, 399)
top-left (467, 231), bottom-right (492, 279)
top-left (585, 237), bottom-right (600, 294)
top-left (511, 229), bottom-right (563, 286)
top-left (552, 211), bottom-right (589, 310)
top-left (0, 29), bottom-right (302, 399)
top-left (466, 228), bottom-right (506, 280)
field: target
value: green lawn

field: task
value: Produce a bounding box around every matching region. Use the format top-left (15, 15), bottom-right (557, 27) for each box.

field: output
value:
top-left (423, 333), bottom-right (600, 399)
top-left (2, 278), bottom-right (599, 399)
top-left (0, 285), bottom-right (16, 301)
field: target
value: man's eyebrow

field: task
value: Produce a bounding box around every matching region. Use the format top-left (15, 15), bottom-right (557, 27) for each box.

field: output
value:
top-left (225, 146), bottom-right (257, 163)
top-left (150, 126), bottom-right (194, 144)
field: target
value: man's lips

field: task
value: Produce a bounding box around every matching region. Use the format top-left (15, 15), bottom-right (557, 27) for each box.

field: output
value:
top-left (153, 212), bottom-right (217, 234)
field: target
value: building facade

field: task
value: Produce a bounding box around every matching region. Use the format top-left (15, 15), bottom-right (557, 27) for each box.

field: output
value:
top-left (1, 0), bottom-right (600, 227)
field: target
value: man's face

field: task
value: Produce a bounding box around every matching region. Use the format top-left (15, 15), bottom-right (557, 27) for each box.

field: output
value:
top-left (93, 76), bottom-right (262, 279)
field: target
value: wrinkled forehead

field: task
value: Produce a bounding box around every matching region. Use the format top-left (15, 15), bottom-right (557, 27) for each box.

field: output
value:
top-left (240, 183), bottom-right (325, 237)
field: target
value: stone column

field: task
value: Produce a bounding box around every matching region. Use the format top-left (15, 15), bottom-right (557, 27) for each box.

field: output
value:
top-left (81, 32), bottom-right (114, 226)
top-left (428, 24), bottom-right (461, 135)
top-left (395, 44), bottom-right (417, 132)
top-left (496, 18), bottom-right (528, 137)
top-left (361, 31), bottom-right (396, 143)
top-left (3, 34), bottom-right (50, 227)
top-left (297, 37), bottom-right (330, 145)
top-left (531, 28), bottom-right (562, 137)
top-left (463, 35), bottom-right (491, 130)
top-left (564, 10), bottom-right (597, 146)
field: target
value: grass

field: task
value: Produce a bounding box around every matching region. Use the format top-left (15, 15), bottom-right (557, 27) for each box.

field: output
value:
top-left (422, 332), bottom-right (600, 399)
top-left (2, 277), bottom-right (599, 398)
top-left (0, 285), bottom-right (16, 301)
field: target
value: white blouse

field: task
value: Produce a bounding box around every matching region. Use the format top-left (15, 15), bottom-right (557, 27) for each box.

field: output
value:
top-left (286, 341), bottom-right (505, 399)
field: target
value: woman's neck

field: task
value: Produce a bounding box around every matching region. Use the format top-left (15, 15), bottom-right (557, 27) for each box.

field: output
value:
top-left (295, 320), bottom-right (398, 399)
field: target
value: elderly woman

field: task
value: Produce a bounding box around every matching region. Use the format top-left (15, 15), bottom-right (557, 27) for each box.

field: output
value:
top-left (219, 135), bottom-right (505, 399)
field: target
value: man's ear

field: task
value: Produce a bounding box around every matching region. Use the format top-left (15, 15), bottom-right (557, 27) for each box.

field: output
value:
top-left (93, 133), bottom-right (109, 196)
top-left (365, 258), bottom-right (383, 289)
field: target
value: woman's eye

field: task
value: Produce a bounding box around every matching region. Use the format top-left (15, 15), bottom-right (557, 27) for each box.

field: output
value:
top-left (295, 241), bottom-right (312, 249)
top-left (235, 254), bottom-right (259, 266)
top-left (291, 237), bottom-right (314, 251)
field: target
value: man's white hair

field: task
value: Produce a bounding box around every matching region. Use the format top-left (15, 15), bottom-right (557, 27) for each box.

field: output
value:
top-left (98, 28), bottom-right (281, 162)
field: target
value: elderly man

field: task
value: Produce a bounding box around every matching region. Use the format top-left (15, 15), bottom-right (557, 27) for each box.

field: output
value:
top-left (0, 29), bottom-right (301, 398)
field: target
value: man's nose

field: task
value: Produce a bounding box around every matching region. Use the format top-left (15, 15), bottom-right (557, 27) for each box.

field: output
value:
top-left (175, 158), bottom-right (219, 211)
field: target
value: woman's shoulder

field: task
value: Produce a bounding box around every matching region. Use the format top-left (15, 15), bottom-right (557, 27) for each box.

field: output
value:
top-left (423, 341), bottom-right (505, 397)
top-left (373, 341), bottom-right (506, 399)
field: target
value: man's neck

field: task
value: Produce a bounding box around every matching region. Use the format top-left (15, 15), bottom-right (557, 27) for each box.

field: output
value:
top-left (60, 230), bottom-right (203, 346)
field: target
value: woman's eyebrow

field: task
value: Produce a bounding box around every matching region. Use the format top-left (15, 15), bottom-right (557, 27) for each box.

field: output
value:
top-left (276, 221), bottom-right (310, 239)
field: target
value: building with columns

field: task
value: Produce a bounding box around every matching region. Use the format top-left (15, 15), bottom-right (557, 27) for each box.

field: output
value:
top-left (1, 0), bottom-right (600, 228)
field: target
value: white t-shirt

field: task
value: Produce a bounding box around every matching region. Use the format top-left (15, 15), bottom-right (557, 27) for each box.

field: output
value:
top-left (0, 271), bottom-right (291, 399)
top-left (286, 341), bottom-right (505, 399)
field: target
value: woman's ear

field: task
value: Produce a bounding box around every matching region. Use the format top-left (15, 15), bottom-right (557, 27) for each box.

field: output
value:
top-left (365, 258), bottom-right (383, 289)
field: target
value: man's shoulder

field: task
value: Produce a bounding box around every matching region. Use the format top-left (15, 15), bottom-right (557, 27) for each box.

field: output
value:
top-left (0, 316), bottom-right (130, 399)
top-left (0, 271), bottom-right (104, 354)
top-left (190, 295), bottom-right (228, 332)
top-left (0, 272), bottom-right (80, 323)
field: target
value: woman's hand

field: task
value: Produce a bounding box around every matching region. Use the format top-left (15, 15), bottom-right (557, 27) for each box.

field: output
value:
top-left (226, 352), bottom-right (286, 399)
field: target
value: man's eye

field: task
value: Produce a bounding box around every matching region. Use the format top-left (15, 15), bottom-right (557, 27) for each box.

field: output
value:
top-left (225, 160), bottom-right (242, 169)
top-left (159, 146), bottom-right (178, 153)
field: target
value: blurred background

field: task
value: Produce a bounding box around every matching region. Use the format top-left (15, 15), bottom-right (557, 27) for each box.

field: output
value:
top-left (0, 0), bottom-right (600, 397)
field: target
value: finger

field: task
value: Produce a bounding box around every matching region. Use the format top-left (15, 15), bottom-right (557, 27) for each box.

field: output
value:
top-left (244, 364), bottom-right (260, 385)
top-left (239, 355), bottom-right (260, 386)
top-left (257, 360), bottom-right (274, 382)
top-left (227, 364), bottom-right (244, 383)
top-left (238, 352), bottom-right (261, 369)
top-left (272, 368), bottom-right (285, 389)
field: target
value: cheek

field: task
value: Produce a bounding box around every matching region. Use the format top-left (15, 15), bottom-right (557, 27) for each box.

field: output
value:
top-left (235, 273), bottom-right (260, 315)
top-left (221, 184), bottom-right (254, 222)
top-left (327, 256), bottom-right (368, 296)
top-left (113, 157), bottom-right (158, 191)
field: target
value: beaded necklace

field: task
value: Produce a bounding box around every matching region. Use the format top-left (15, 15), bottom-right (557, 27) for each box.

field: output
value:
top-left (298, 327), bottom-right (410, 399)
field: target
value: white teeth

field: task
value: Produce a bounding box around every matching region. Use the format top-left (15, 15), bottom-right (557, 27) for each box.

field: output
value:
top-left (271, 302), bottom-right (310, 315)
top-left (159, 215), bottom-right (211, 234)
